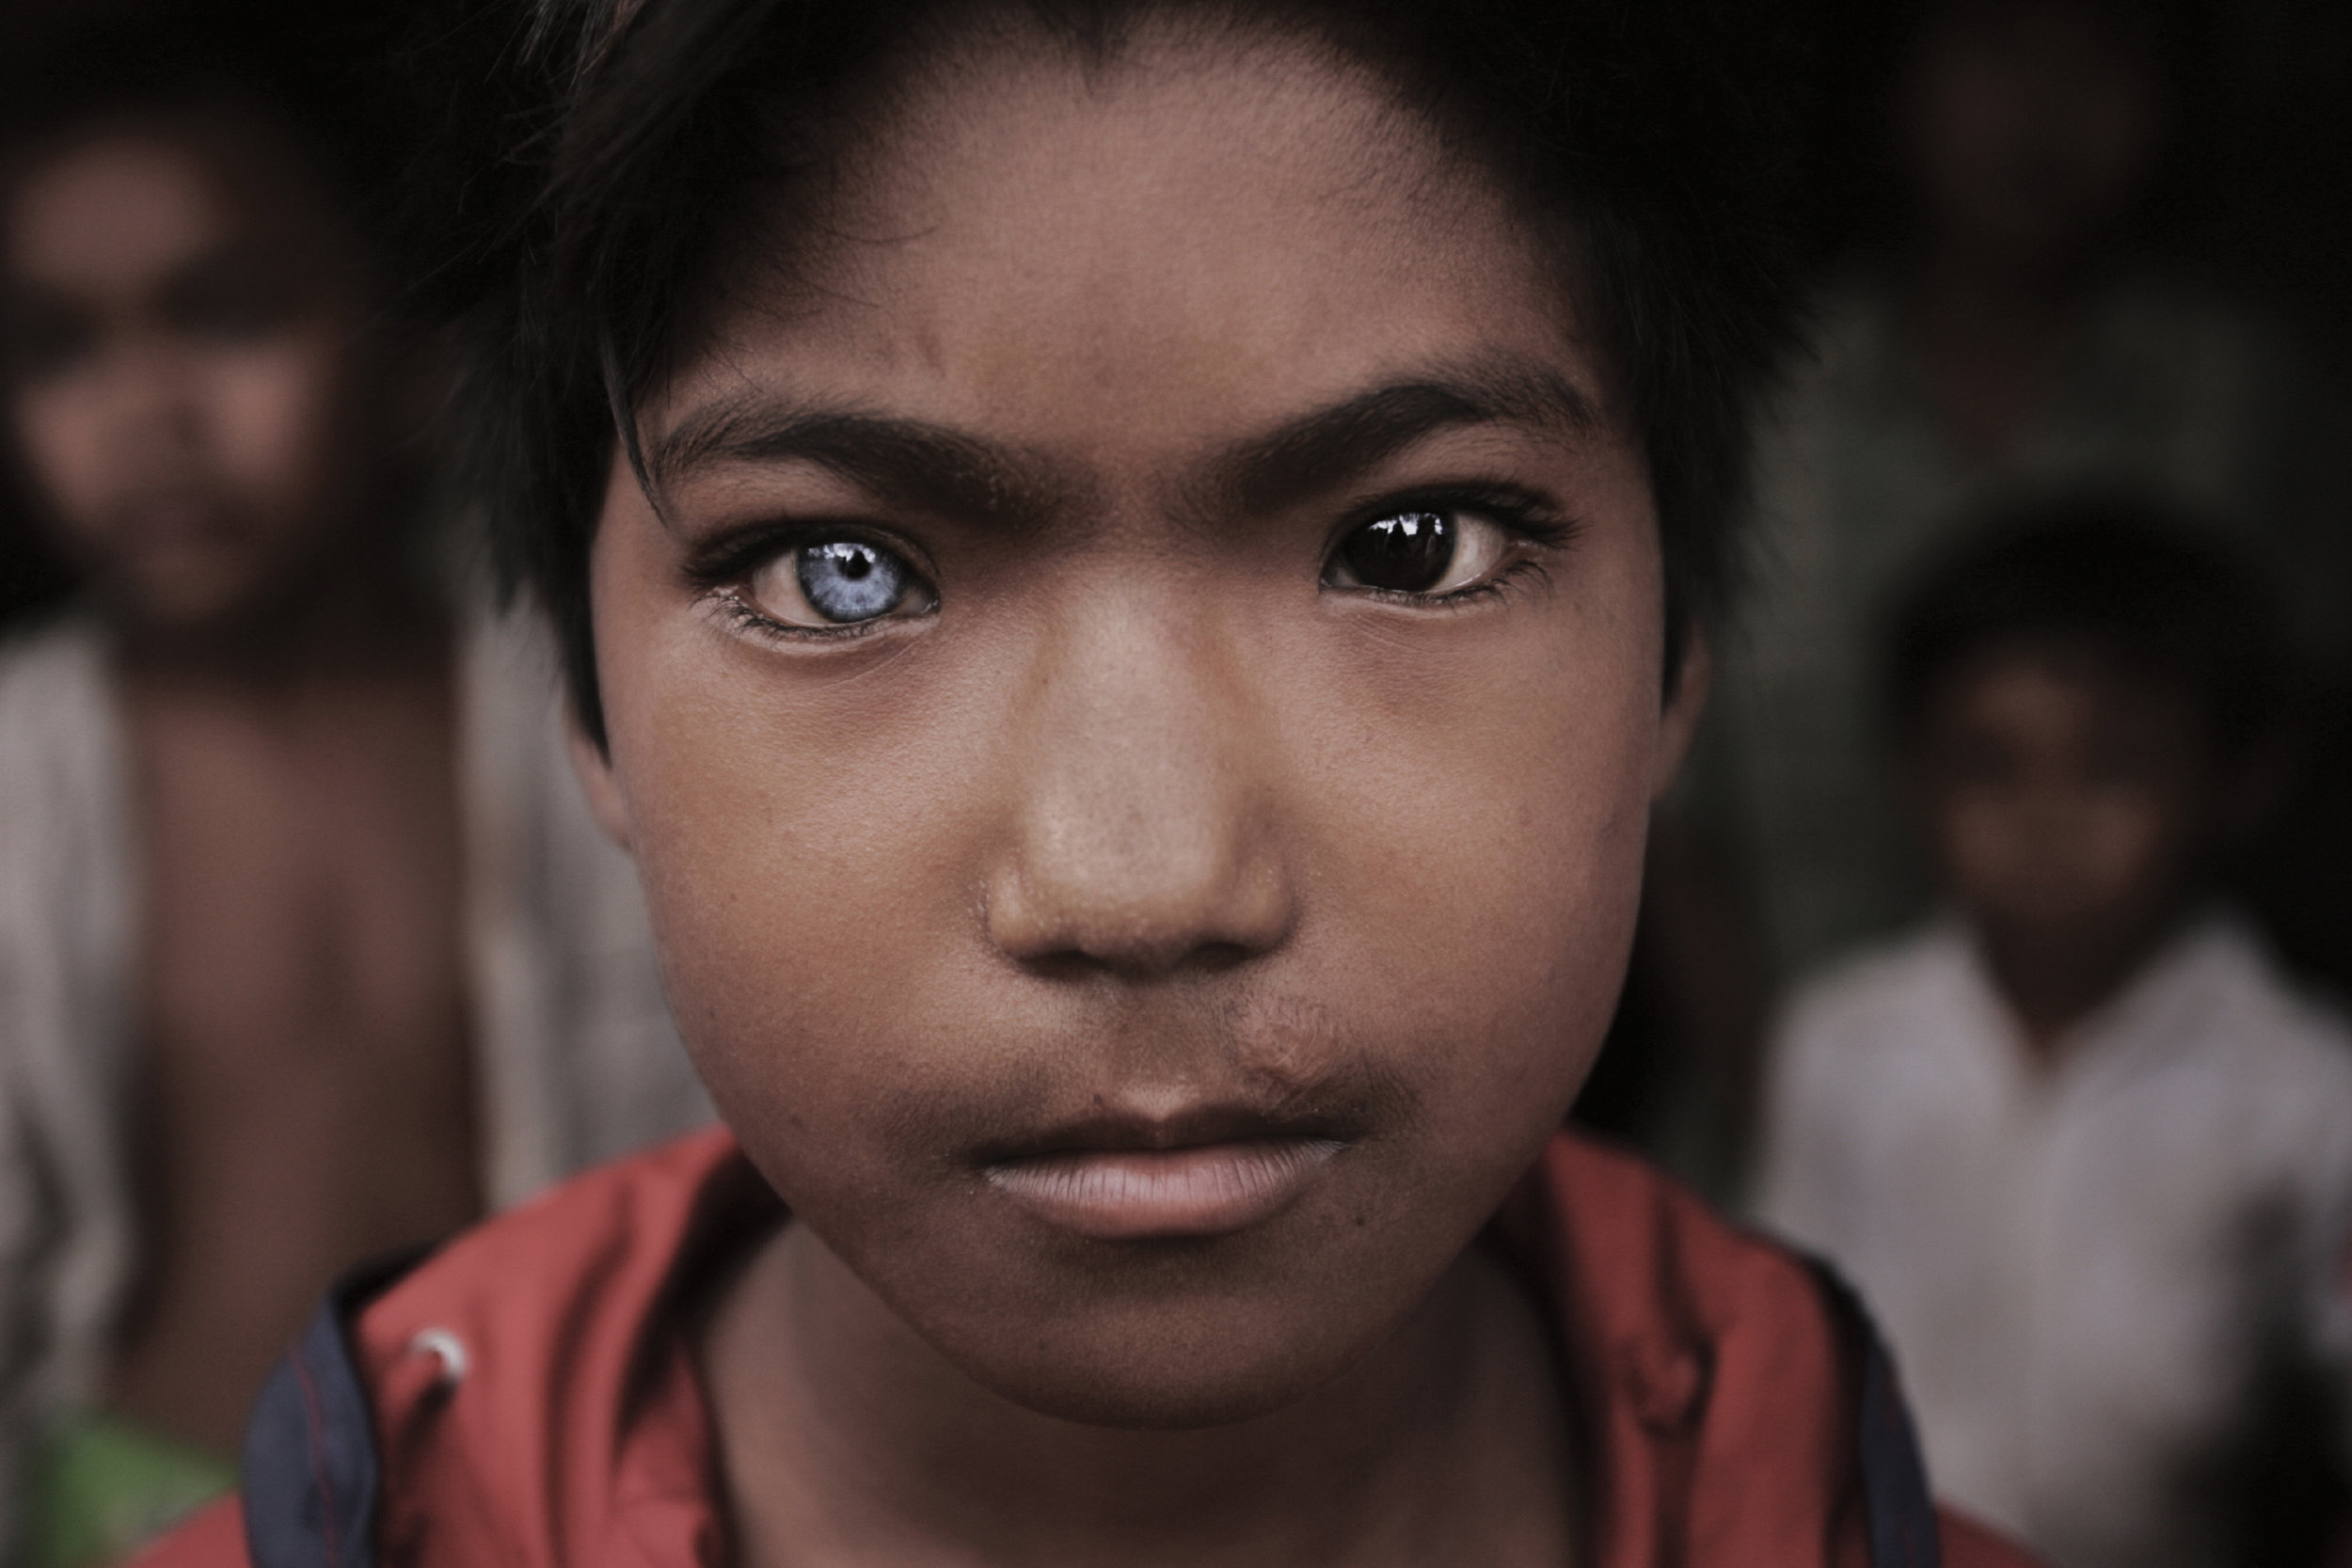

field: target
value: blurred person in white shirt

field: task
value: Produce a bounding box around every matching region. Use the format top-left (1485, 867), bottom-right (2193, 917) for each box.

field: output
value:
top-left (1756, 497), bottom-right (2352, 1568)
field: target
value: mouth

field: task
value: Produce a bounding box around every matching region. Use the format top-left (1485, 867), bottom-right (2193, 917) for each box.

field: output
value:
top-left (979, 1108), bottom-right (1352, 1241)
top-left (117, 496), bottom-right (237, 551)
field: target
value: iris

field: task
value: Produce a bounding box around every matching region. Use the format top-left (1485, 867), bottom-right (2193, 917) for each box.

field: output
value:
top-left (1336, 511), bottom-right (1454, 594)
top-left (797, 541), bottom-right (913, 623)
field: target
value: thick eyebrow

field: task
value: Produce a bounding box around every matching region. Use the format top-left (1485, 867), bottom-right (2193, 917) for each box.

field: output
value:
top-left (646, 399), bottom-right (1057, 522)
top-left (1210, 363), bottom-right (1603, 517)
top-left (645, 357), bottom-right (1601, 524)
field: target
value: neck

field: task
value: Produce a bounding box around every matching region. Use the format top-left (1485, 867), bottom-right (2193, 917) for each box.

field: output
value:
top-left (1903, 239), bottom-right (2094, 457)
top-left (112, 546), bottom-right (445, 694)
top-left (1908, 233), bottom-right (2090, 341)
top-left (1979, 909), bottom-right (2183, 1060)
top-left (704, 1221), bottom-right (1575, 1568)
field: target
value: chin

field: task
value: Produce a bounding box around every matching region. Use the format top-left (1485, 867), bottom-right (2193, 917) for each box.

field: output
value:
top-left (957, 1321), bottom-right (1362, 1431)
top-left (121, 568), bottom-right (274, 632)
top-left (883, 1229), bottom-right (1419, 1433)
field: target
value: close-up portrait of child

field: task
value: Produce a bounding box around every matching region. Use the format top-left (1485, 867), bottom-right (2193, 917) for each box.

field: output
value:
top-left (2, 0), bottom-right (2347, 1566)
top-left (123, 1), bottom-right (2032, 1563)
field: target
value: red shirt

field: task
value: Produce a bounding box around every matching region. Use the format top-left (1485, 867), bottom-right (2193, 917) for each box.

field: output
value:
top-left (143, 1128), bottom-right (2036, 1567)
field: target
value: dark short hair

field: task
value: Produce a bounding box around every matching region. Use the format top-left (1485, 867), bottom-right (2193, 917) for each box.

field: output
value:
top-left (1885, 496), bottom-right (2289, 757)
top-left (415, 0), bottom-right (1809, 746)
top-left (0, 8), bottom-right (413, 264)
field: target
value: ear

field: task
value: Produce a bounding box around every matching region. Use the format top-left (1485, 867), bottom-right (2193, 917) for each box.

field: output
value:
top-left (1652, 629), bottom-right (1712, 800)
top-left (567, 719), bottom-right (635, 852)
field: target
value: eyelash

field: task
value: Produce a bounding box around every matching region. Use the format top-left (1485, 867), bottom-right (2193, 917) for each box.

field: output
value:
top-left (687, 483), bottom-right (1578, 644)
top-left (709, 590), bottom-right (899, 646)
top-left (686, 523), bottom-right (933, 646)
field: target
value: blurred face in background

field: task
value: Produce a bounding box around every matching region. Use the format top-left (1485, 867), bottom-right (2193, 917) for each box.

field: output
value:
top-left (0, 110), bottom-right (390, 633)
top-left (1912, 638), bottom-right (2217, 974)
top-left (1899, 0), bottom-right (2168, 274)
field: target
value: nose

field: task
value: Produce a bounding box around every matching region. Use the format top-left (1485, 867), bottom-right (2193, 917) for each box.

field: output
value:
top-left (985, 589), bottom-right (1295, 976)
top-left (99, 335), bottom-right (203, 458)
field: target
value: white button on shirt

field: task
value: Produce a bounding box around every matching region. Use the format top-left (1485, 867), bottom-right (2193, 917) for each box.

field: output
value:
top-left (1756, 915), bottom-right (2352, 1568)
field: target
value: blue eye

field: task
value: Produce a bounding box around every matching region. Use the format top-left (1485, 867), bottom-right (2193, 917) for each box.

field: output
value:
top-left (745, 537), bottom-right (933, 629)
top-left (800, 541), bottom-right (910, 622)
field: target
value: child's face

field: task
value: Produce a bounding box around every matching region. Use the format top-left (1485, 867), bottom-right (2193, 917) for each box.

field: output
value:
top-left (2, 117), bottom-right (384, 630)
top-left (1915, 640), bottom-right (2213, 960)
top-left (583, 32), bottom-right (1699, 1424)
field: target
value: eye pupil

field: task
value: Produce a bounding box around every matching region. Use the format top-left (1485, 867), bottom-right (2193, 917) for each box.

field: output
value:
top-left (797, 540), bottom-right (908, 623)
top-left (1340, 511), bottom-right (1455, 593)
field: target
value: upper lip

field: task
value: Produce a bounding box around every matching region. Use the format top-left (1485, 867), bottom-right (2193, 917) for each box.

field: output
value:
top-left (974, 1101), bottom-right (1359, 1165)
top-left (117, 493), bottom-right (229, 535)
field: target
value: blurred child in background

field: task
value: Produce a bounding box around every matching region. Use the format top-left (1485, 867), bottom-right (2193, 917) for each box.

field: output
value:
top-left (1619, 0), bottom-right (2349, 1201)
top-left (1756, 500), bottom-right (2352, 1568)
top-left (1708, 0), bottom-right (2352, 988)
top-left (0, 15), bottom-right (706, 1564)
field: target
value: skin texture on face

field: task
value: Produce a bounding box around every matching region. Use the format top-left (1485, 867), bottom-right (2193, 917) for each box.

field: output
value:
top-left (2, 116), bottom-right (387, 632)
top-left (583, 24), bottom-right (1698, 1448)
top-left (1912, 639), bottom-right (2217, 1049)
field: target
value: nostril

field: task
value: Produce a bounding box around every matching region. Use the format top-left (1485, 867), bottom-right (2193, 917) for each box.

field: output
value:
top-left (984, 851), bottom-right (1295, 976)
top-left (1187, 940), bottom-right (1264, 974)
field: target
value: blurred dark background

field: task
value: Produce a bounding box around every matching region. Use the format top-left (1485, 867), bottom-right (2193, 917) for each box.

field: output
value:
top-left (1790, 0), bottom-right (2352, 347)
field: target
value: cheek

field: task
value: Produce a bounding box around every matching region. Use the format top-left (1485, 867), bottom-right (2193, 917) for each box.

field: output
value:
top-left (596, 551), bottom-right (1001, 1164)
top-left (2076, 788), bottom-right (2181, 889)
top-left (1279, 632), bottom-right (1650, 1115)
top-left (10, 384), bottom-right (109, 524)
top-left (1248, 514), bottom-right (1666, 1160)
top-left (198, 332), bottom-right (363, 517)
top-left (1931, 790), bottom-right (2020, 895)
top-left (629, 699), bottom-right (980, 1070)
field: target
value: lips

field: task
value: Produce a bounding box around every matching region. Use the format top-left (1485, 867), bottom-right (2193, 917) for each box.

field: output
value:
top-left (955, 1067), bottom-right (1392, 1241)
top-left (974, 1099), bottom-right (1357, 1242)
top-left (985, 1135), bottom-right (1343, 1240)
top-left (115, 495), bottom-right (238, 551)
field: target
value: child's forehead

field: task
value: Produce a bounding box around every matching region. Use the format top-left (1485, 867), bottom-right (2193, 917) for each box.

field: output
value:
top-left (782, 23), bottom-right (1533, 280)
top-left (1937, 633), bottom-right (2202, 728)
top-left (660, 24), bottom-right (1589, 462)
top-left (7, 112), bottom-right (342, 272)
top-left (4, 132), bottom-right (225, 285)
top-left (851, 16), bottom-right (1434, 178)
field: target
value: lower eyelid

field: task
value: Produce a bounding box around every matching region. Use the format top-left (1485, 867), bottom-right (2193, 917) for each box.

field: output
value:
top-left (1353, 558), bottom-right (1547, 610)
top-left (707, 584), bottom-right (935, 645)
top-left (708, 586), bottom-right (864, 642)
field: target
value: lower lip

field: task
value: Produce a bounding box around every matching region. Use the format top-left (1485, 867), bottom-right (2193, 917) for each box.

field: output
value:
top-left (985, 1137), bottom-right (1343, 1240)
top-left (125, 503), bottom-right (230, 544)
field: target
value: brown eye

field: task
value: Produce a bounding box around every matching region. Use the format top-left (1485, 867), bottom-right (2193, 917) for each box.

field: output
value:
top-left (1324, 509), bottom-right (1510, 596)
top-left (1336, 511), bottom-right (1451, 591)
